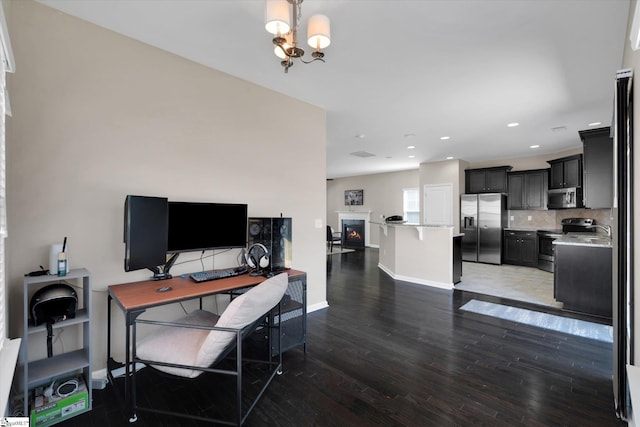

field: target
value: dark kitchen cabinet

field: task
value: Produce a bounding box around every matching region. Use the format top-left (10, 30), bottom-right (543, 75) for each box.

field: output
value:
top-left (580, 127), bottom-right (613, 208)
top-left (465, 166), bottom-right (512, 193)
top-left (507, 169), bottom-right (548, 210)
top-left (503, 230), bottom-right (538, 266)
top-left (554, 243), bottom-right (612, 317)
top-left (548, 154), bottom-right (582, 189)
top-left (453, 235), bottom-right (462, 284)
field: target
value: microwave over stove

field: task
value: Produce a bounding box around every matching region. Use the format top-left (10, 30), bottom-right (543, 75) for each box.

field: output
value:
top-left (548, 187), bottom-right (583, 209)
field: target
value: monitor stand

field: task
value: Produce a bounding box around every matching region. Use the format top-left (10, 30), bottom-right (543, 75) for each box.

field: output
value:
top-left (148, 253), bottom-right (180, 280)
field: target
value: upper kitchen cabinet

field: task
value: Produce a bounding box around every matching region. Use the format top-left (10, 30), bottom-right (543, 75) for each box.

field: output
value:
top-left (580, 127), bottom-right (613, 208)
top-left (465, 166), bottom-right (512, 194)
top-left (548, 154), bottom-right (582, 189)
top-left (507, 169), bottom-right (548, 210)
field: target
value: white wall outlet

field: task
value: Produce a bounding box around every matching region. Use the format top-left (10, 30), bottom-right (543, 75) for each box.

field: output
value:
top-left (527, 216), bottom-right (532, 221)
top-left (510, 216), bottom-right (514, 221)
top-left (315, 219), bottom-right (323, 228)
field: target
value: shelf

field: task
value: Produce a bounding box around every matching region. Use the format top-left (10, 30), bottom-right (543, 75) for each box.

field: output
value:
top-left (20, 268), bottom-right (92, 424)
top-left (27, 349), bottom-right (90, 386)
top-left (23, 268), bottom-right (90, 285)
top-left (27, 309), bottom-right (90, 335)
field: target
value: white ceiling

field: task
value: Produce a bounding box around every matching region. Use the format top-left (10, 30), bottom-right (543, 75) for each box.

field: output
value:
top-left (38, 0), bottom-right (630, 178)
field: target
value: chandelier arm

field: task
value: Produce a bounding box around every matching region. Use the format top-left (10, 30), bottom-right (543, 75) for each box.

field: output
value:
top-left (299, 56), bottom-right (325, 65)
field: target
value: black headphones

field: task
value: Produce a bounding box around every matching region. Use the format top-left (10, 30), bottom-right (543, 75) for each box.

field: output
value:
top-left (246, 243), bottom-right (269, 269)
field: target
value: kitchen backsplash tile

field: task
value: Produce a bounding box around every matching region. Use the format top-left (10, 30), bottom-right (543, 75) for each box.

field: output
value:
top-left (508, 208), bottom-right (612, 229)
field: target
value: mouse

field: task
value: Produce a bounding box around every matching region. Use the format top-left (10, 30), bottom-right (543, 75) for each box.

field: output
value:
top-left (156, 286), bottom-right (172, 292)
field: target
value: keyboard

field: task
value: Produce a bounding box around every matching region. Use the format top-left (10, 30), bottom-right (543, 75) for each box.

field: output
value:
top-left (189, 267), bottom-right (248, 283)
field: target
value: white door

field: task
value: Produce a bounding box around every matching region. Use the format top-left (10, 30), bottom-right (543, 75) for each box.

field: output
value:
top-left (423, 183), bottom-right (453, 225)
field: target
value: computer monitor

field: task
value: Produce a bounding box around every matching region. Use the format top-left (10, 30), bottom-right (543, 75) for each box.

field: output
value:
top-left (123, 195), bottom-right (168, 273)
top-left (167, 202), bottom-right (248, 253)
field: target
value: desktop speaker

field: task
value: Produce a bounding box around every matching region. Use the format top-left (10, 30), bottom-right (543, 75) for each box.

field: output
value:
top-left (248, 217), bottom-right (292, 272)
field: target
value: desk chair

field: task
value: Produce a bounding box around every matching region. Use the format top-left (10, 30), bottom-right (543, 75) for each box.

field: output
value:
top-left (327, 225), bottom-right (342, 252)
top-left (134, 273), bottom-right (288, 425)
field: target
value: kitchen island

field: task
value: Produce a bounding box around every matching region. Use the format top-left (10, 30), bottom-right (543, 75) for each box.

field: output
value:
top-left (553, 233), bottom-right (612, 318)
top-left (375, 222), bottom-right (459, 289)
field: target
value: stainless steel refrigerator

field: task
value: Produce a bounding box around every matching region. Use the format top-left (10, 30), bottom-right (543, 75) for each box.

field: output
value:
top-left (460, 193), bottom-right (507, 264)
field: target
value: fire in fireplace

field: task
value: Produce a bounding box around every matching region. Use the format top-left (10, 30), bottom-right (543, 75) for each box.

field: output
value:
top-left (342, 220), bottom-right (365, 249)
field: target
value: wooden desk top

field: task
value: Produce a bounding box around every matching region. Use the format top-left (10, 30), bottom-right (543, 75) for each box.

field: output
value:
top-left (109, 269), bottom-right (305, 312)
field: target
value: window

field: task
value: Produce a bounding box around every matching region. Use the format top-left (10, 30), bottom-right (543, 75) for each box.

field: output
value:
top-left (403, 188), bottom-right (419, 224)
top-left (0, 4), bottom-right (14, 352)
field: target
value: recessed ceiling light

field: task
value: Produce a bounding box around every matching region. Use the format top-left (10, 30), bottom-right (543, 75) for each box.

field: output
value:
top-left (446, 156), bottom-right (454, 160)
top-left (551, 126), bottom-right (567, 133)
top-left (407, 145), bottom-right (415, 149)
top-left (355, 134), bottom-right (366, 139)
top-left (588, 122), bottom-right (602, 127)
top-left (530, 145), bottom-right (540, 149)
top-left (507, 122), bottom-right (519, 127)
top-left (408, 155), bottom-right (415, 159)
top-left (440, 136), bottom-right (450, 140)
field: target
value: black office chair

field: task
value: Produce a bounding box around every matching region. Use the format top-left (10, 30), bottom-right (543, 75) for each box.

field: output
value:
top-left (327, 226), bottom-right (341, 252)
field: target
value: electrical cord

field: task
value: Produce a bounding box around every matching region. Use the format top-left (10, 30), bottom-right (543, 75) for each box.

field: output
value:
top-left (56, 378), bottom-right (79, 397)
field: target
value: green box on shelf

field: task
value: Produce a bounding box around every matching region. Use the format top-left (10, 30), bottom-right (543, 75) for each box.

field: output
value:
top-left (29, 375), bottom-right (88, 427)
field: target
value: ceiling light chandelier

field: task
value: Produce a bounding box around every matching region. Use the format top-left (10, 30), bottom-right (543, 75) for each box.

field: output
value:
top-left (265, 0), bottom-right (331, 73)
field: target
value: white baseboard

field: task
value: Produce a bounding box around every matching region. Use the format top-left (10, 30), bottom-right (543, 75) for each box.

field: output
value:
top-left (308, 301), bottom-right (329, 312)
top-left (378, 263), bottom-right (453, 290)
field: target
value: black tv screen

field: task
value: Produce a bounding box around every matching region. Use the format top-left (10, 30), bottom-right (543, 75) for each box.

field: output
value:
top-left (124, 195), bottom-right (168, 272)
top-left (167, 202), bottom-right (248, 253)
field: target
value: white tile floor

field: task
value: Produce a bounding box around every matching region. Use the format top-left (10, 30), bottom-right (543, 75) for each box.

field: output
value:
top-left (455, 261), bottom-right (563, 308)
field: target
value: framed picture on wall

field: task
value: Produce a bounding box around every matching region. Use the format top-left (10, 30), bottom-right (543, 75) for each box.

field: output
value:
top-left (345, 189), bottom-right (364, 206)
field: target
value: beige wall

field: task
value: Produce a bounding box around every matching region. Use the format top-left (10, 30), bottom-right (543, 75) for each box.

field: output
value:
top-left (326, 169), bottom-right (419, 247)
top-left (6, 0), bottom-right (327, 369)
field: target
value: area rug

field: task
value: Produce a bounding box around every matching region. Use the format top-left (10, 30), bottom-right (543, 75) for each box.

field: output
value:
top-left (460, 299), bottom-right (613, 343)
top-left (327, 247), bottom-right (355, 255)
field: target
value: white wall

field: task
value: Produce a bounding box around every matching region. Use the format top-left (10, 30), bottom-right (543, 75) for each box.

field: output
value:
top-left (326, 169), bottom-right (419, 247)
top-left (5, 0), bottom-right (327, 370)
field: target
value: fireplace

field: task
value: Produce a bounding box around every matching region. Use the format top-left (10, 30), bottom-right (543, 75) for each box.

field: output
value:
top-left (342, 220), bottom-right (365, 249)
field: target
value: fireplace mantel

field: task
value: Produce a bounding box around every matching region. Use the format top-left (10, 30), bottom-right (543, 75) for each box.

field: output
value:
top-left (337, 211), bottom-right (372, 247)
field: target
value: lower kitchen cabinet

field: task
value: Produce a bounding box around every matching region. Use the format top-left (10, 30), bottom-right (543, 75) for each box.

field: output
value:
top-left (554, 244), bottom-right (612, 318)
top-left (503, 230), bottom-right (538, 267)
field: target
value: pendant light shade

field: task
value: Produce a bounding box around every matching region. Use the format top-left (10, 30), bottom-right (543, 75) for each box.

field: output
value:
top-left (265, 0), bottom-right (291, 35)
top-left (265, 0), bottom-right (331, 73)
top-left (307, 14), bottom-right (331, 49)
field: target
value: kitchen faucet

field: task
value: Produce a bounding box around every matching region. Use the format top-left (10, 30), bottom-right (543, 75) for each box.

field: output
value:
top-left (588, 224), bottom-right (611, 237)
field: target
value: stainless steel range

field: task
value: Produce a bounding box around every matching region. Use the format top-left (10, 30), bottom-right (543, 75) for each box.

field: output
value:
top-left (537, 218), bottom-right (596, 272)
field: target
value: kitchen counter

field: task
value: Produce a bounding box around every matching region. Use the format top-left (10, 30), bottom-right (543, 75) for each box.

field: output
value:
top-left (374, 223), bottom-right (456, 289)
top-left (503, 227), bottom-right (539, 232)
top-left (553, 233), bottom-right (612, 248)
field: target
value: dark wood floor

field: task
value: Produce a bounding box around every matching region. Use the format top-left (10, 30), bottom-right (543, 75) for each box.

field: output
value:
top-left (60, 248), bottom-right (625, 426)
